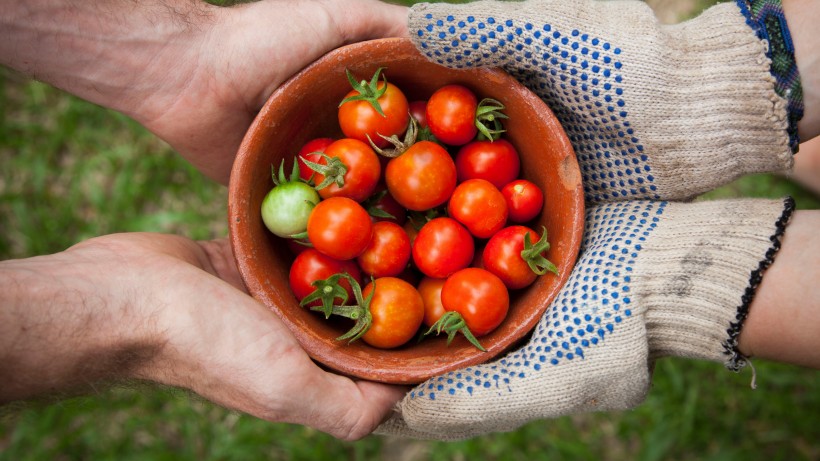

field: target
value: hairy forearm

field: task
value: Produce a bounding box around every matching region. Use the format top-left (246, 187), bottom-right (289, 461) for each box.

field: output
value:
top-left (0, 0), bottom-right (216, 122)
top-left (0, 250), bottom-right (162, 402)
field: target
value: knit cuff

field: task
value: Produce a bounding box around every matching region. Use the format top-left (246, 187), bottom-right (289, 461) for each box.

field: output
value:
top-left (639, 198), bottom-right (794, 369)
top-left (735, 0), bottom-right (804, 151)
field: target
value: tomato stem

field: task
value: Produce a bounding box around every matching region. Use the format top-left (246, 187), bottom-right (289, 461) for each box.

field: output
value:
top-left (333, 275), bottom-right (374, 344)
top-left (368, 117), bottom-right (419, 158)
top-left (271, 158), bottom-right (307, 186)
top-left (339, 67), bottom-right (389, 118)
top-left (301, 153), bottom-right (348, 191)
top-left (304, 273), bottom-right (375, 344)
top-left (300, 273), bottom-right (351, 318)
top-left (521, 226), bottom-right (559, 276)
top-left (475, 98), bottom-right (508, 141)
top-left (424, 311), bottom-right (486, 352)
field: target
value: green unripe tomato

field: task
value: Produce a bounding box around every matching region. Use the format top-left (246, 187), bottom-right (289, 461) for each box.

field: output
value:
top-left (261, 181), bottom-right (320, 238)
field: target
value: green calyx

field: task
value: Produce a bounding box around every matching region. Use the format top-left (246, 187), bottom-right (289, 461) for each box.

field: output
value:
top-left (303, 273), bottom-right (374, 344)
top-left (424, 311), bottom-right (486, 352)
top-left (475, 98), bottom-right (508, 141)
top-left (340, 67), bottom-right (389, 117)
top-left (416, 124), bottom-right (438, 143)
top-left (301, 153), bottom-right (348, 191)
top-left (521, 227), bottom-right (559, 276)
top-left (299, 273), bottom-right (350, 318)
top-left (271, 158), bottom-right (304, 186)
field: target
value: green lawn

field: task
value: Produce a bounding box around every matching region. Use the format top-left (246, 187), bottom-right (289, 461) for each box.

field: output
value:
top-left (1, 1), bottom-right (818, 460)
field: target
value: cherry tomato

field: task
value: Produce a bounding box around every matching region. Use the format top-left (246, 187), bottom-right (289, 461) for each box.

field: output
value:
top-left (441, 267), bottom-right (509, 336)
top-left (357, 221), bottom-right (412, 278)
top-left (448, 178), bottom-right (508, 239)
top-left (426, 84), bottom-right (478, 146)
top-left (455, 139), bottom-right (521, 189)
top-left (307, 197), bottom-right (373, 260)
top-left (483, 226), bottom-right (543, 289)
top-left (288, 249), bottom-right (363, 307)
top-left (361, 277), bottom-right (424, 349)
top-left (261, 162), bottom-right (320, 238)
top-left (385, 140), bottom-right (457, 211)
top-left (408, 100), bottom-right (428, 128)
top-left (417, 276), bottom-right (447, 328)
top-left (310, 138), bottom-right (381, 202)
top-left (296, 137), bottom-right (334, 182)
top-left (412, 217), bottom-right (474, 278)
top-left (339, 79), bottom-right (409, 148)
top-left (502, 179), bottom-right (544, 223)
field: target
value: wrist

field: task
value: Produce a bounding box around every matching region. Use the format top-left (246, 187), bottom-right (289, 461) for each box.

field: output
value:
top-left (639, 198), bottom-right (794, 369)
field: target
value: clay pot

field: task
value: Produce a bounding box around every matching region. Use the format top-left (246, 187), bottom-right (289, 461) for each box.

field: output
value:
top-left (228, 38), bottom-right (583, 384)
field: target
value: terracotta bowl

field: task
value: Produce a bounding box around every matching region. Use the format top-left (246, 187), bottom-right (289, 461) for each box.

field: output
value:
top-left (228, 38), bottom-right (584, 385)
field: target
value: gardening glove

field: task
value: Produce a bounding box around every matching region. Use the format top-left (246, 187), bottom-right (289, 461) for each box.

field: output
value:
top-left (377, 197), bottom-right (794, 440)
top-left (408, 0), bottom-right (803, 204)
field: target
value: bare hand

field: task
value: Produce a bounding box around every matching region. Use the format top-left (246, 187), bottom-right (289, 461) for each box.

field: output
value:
top-left (0, 233), bottom-right (405, 440)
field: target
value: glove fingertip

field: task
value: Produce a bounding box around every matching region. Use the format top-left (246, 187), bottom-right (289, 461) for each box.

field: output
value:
top-left (407, 3), bottom-right (510, 69)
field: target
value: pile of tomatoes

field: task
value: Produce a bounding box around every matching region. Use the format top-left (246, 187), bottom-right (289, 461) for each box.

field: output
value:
top-left (261, 68), bottom-right (556, 351)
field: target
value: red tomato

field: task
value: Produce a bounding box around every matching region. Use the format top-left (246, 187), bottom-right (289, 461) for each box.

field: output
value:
top-left (296, 137), bottom-right (334, 182)
top-left (307, 197), bottom-right (373, 260)
top-left (502, 179), bottom-right (544, 223)
top-left (361, 277), bottom-right (424, 349)
top-left (454, 139), bottom-right (521, 189)
top-left (441, 267), bottom-right (509, 336)
top-left (412, 217), bottom-right (474, 278)
top-left (385, 141), bottom-right (457, 211)
top-left (288, 249), bottom-right (363, 307)
top-left (339, 81), bottom-right (409, 148)
top-left (408, 100), bottom-right (429, 128)
top-left (426, 84), bottom-right (478, 146)
top-left (417, 276), bottom-right (447, 328)
top-left (357, 221), bottom-right (412, 278)
top-left (448, 178), bottom-right (508, 239)
top-left (310, 138), bottom-right (381, 202)
top-left (482, 226), bottom-right (543, 289)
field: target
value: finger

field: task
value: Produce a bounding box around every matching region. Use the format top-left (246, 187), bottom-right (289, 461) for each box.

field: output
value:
top-left (319, 0), bottom-right (410, 44)
top-left (286, 370), bottom-right (407, 441)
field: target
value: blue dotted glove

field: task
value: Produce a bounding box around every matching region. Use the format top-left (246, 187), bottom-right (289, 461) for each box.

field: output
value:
top-left (378, 197), bottom-right (792, 439)
top-left (374, 0), bottom-right (798, 440)
top-left (409, 0), bottom-right (793, 204)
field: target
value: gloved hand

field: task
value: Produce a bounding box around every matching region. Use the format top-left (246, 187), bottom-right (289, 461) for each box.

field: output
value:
top-left (378, 197), bottom-right (793, 440)
top-left (376, 0), bottom-right (803, 439)
top-left (408, 0), bottom-right (799, 203)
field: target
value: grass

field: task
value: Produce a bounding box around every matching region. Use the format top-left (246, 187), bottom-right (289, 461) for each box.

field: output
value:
top-left (1, 1), bottom-right (818, 460)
